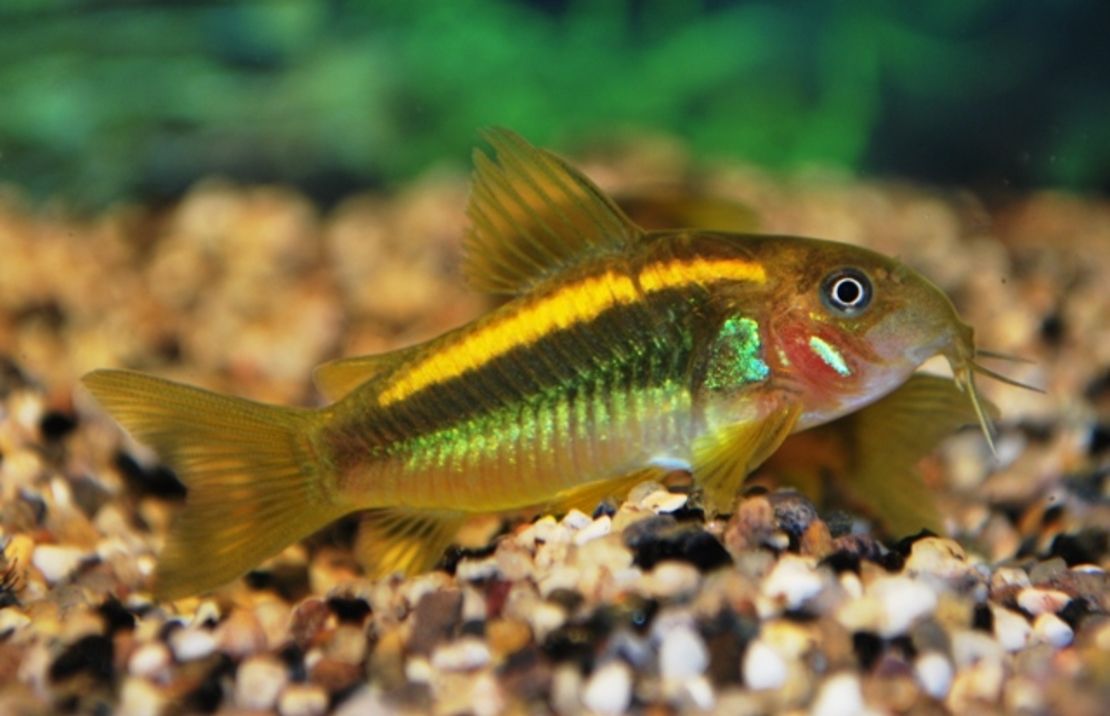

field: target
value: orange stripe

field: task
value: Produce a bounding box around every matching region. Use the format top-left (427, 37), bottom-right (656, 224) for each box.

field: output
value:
top-left (378, 257), bottom-right (765, 405)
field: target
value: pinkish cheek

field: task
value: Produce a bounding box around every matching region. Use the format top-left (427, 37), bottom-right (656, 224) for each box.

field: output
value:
top-left (774, 323), bottom-right (860, 392)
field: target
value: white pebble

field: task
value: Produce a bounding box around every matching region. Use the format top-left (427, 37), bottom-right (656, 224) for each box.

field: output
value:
top-left (991, 606), bottom-right (1031, 652)
top-left (659, 625), bottom-right (708, 680)
top-left (278, 683), bottom-right (330, 716)
top-left (0, 608), bottom-right (31, 635)
top-left (1032, 612), bottom-right (1073, 647)
top-left (573, 515), bottom-right (611, 545)
top-left (31, 544), bottom-right (87, 584)
top-left (582, 661), bottom-right (633, 716)
top-left (235, 656), bottom-right (287, 711)
top-left (1016, 587), bottom-right (1071, 615)
top-left (561, 509), bottom-right (593, 530)
top-left (742, 639), bottom-right (786, 690)
top-left (647, 561), bottom-right (701, 599)
top-left (169, 627), bottom-right (217, 661)
top-left (640, 490), bottom-right (688, 513)
top-left (761, 554), bottom-right (824, 610)
top-left (870, 576), bottom-right (937, 637)
top-left (128, 642), bottom-right (171, 679)
top-left (914, 651), bottom-right (953, 699)
top-left (811, 672), bottom-right (866, 716)
top-left (431, 637), bottom-right (491, 671)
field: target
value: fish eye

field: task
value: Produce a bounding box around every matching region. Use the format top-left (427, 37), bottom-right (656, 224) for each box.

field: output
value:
top-left (821, 268), bottom-right (872, 315)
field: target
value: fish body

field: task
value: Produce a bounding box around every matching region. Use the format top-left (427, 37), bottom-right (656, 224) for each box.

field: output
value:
top-left (83, 130), bottom-right (1010, 598)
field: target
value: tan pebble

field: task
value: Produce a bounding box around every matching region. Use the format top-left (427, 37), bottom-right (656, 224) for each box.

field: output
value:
top-left (289, 598), bottom-right (332, 648)
top-left (0, 608), bottom-right (31, 636)
top-left (551, 663), bottom-right (584, 715)
top-left (310, 655), bottom-right (362, 692)
top-left (487, 618), bottom-right (531, 659)
top-left (1016, 586), bottom-right (1071, 615)
top-left (647, 561), bottom-right (701, 599)
top-left (216, 607), bottom-right (267, 658)
top-left (117, 675), bottom-right (165, 716)
top-left (904, 537), bottom-right (974, 580)
top-left (30, 544), bottom-right (87, 584)
top-left (989, 566), bottom-right (1031, 591)
top-left (1003, 676), bottom-right (1046, 714)
top-left (235, 655), bottom-right (288, 711)
top-left (278, 683), bottom-right (330, 716)
top-left (991, 605), bottom-right (1031, 651)
top-left (799, 519), bottom-right (833, 558)
top-left (950, 629), bottom-right (1005, 669)
top-left (128, 642), bottom-right (171, 680)
top-left (537, 565), bottom-right (579, 597)
top-left (582, 660), bottom-right (633, 716)
top-left (723, 494), bottom-right (776, 555)
top-left (169, 627), bottom-right (217, 661)
top-left (326, 624), bottom-right (367, 664)
top-left (1032, 612), bottom-right (1073, 647)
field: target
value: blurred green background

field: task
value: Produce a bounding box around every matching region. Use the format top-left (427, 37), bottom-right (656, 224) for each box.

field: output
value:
top-left (1, 0), bottom-right (1107, 207)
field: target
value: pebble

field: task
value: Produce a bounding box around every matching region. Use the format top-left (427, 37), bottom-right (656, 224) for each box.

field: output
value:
top-left (431, 637), bottom-right (491, 671)
top-left (1015, 587), bottom-right (1071, 615)
top-left (31, 544), bottom-right (87, 584)
top-left (741, 639), bottom-right (786, 690)
top-left (127, 642), bottom-right (171, 679)
top-left (658, 625), bottom-right (708, 680)
top-left (573, 515), bottom-right (611, 545)
top-left (640, 489), bottom-right (688, 514)
top-left (870, 576), bottom-right (937, 637)
top-left (117, 675), bottom-right (165, 716)
top-left (278, 683), bottom-right (330, 716)
top-left (991, 606), bottom-right (1031, 651)
top-left (904, 537), bottom-right (974, 580)
top-left (1032, 612), bottom-right (1073, 647)
top-left (582, 660), bottom-right (633, 716)
top-left (646, 560), bottom-right (701, 599)
top-left (235, 655), bottom-right (288, 711)
top-left (914, 651), bottom-right (953, 699)
top-left (761, 554), bottom-right (825, 610)
top-left (810, 672), bottom-right (867, 716)
top-left (168, 627), bottom-right (217, 661)
top-left (561, 509), bottom-right (593, 530)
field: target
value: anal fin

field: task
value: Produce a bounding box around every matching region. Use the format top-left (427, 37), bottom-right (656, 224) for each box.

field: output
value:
top-left (354, 508), bottom-right (470, 578)
top-left (546, 467), bottom-right (668, 515)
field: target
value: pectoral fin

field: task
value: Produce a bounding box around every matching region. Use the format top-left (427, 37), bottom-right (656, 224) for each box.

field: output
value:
top-left (844, 373), bottom-right (992, 535)
top-left (354, 508), bottom-right (470, 578)
top-left (546, 467), bottom-right (668, 515)
top-left (693, 403), bottom-right (802, 517)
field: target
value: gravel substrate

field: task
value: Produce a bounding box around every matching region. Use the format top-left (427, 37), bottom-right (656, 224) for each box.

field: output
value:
top-left (0, 148), bottom-right (1106, 714)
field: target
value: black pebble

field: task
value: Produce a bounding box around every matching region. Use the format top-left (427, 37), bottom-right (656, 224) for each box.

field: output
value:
top-left (546, 588), bottom-right (584, 613)
top-left (1039, 311), bottom-right (1065, 346)
top-left (768, 490), bottom-right (819, 540)
top-left (624, 518), bottom-right (731, 572)
top-left (852, 631), bottom-right (884, 670)
top-left (1057, 598), bottom-right (1091, 630)
top-left (185, 654), bottom-right (234, 713)
top-left (541, 608), bottom-right (618, 670)
top-left (49, 634), bottom-right (114, 683)
top-left (40, 410), bottom-right (78, 441)
top-left (279, 643), bottom-right (308, 682)
top-left (1088, 424), bottom-right (1110, 455)
top-left (972, 603), bottom-right (994, 632)
top-left (620, 594), bottom-right (658, 634)
top-left (820, 550), bottom-right (861, 575)
top-left (97, 598), bottom-right (136, 635)
top-left (437, 542), bottom-right (498, 577)
top-left (326, 595), bottom-right (371, 624)
top-left (701, 610), bottom-right (758, 685)
top-left (893, 529), bottom-right (938, 556)
top-left (1048, 530), bottom-right (1107, 566)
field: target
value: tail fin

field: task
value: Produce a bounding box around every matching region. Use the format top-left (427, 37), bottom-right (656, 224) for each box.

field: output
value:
top-left (82, 370), bottom-right (348, 599)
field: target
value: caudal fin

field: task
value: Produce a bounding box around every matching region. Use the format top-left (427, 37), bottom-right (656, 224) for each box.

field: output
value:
top-left (82, 370), bottom-right (348, 599)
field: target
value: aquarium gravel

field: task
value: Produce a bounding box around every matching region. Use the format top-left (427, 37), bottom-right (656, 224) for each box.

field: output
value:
top-left (0, 145), bottom-right (1106, 714)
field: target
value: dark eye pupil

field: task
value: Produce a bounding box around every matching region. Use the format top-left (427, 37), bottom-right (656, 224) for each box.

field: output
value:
top-left (835, 278), bottom-right (862, 305)
top-left (821, 269), bottom-right (872, 314)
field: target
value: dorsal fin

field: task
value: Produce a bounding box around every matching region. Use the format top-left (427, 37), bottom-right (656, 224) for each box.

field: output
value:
top-left (463, 128), bottom-right (644, 295)
top-left (312, 348), bottom-right (415, 401)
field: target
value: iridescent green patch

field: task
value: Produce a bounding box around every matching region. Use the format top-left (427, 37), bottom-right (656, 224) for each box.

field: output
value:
top-left (705, 316), bottom-right (769, 391)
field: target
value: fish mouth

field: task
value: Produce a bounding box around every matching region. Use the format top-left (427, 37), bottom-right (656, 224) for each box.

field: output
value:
top-left (943, 322), bottom-right (1042, 455)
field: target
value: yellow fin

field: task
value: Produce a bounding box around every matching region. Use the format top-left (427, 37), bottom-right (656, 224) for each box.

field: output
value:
top-left (547, 467), bottom-right (668, 515)
top-left (694, 403), bottom-right (802, 517)
top-left (312, 347), bottom-right (415, 402)
top-left (81, 370), bottom-right (348, 599)
top-left (354, 508), bottom-right (470, 578)
top-left (463, 128), bottom-right (643, 295)
top-left (843, 373), bottom-right (992, 535)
